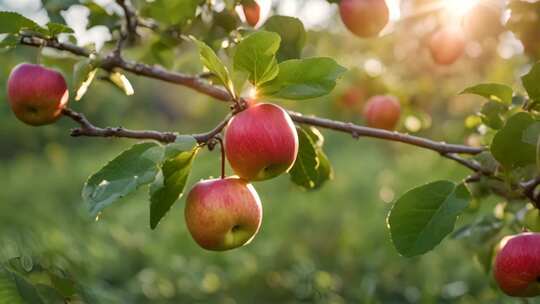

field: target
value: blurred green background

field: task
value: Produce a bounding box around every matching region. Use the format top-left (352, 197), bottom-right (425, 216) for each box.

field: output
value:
top-left (1, 0), bottom-right (539, 303)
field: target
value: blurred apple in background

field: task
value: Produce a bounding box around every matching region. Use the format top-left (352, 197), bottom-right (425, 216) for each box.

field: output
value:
top-left (429, 26), bottom-right (466, 65)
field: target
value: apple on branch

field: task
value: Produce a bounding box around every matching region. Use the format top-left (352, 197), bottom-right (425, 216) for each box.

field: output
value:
top-left (185, 177), bottom-right (263, 251)
top-left (363, 95), bottom-right (401, 131)
top-left (7, 63), bottom-right (69, 126)
top-left (493, 233), bottom-right (540, 297)
top-left (339, 0), bottom-right (389, 38)
top-left (224, 102), bottom-right (299, 181)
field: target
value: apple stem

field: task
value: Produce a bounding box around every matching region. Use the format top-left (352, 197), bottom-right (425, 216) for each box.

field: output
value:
top-left (215, 136), bottom-right (226, 179)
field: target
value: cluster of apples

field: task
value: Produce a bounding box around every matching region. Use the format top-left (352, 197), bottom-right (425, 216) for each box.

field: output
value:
top-left (5, 61), bottom-right (297, 252)
top-left (185, 102), bottom-right (299, 251)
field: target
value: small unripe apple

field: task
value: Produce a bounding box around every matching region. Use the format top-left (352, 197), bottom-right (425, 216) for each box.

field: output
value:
top-left (339, 0), bottom-right (389, 38)
top-left (7, 63), bottom-right (69, 126)
top-left (428, 26), bottom-right (466, 65)
top-left (225, 102), bottom-right (298, 181)
top-left (185, 177), bottom-right (262, 251)
top-left (363, 95), bottom-right (401, 130)
top-left (242, 0), bottom-right (260, 27)
top-left (493, 233), bottom-right (540, 297)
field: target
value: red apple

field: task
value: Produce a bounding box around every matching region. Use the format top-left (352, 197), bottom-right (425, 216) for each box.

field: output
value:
top-left (428, 26), bottom-right (466, 65)
top-left (225, 102), bottom-right (298, 181)
top-left (363, 95), bottom-right (401, 130)
top-left (493, 233), bottom-right (540, 297)
top-left (242, 0), bottom-right (260, 27)
top-left (7, 63), bottom-right (69, 126)
top-left (339, 0), bottom-right (389, 38)
top-left (185, 177), bottom-right (262, 251)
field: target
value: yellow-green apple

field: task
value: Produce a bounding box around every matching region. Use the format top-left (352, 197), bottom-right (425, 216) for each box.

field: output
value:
top-left (242, 0), bottom-right (260, 27)
top-left (339, 0), bottom-right (389, 38)
top-left (493, 233), bottom-right (540, 297)
top-left (7, 63), bottom-right (69, 126)
top-left (363, 95), bottom-right (401, 130)
top-left (429, 26), bottom-right (466, 65)
top-left (224, 102), bottom-right (298, 181)
top-left (185, 177), bottom-right (262, 251)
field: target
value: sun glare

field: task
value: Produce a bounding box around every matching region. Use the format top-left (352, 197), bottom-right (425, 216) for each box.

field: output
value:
top-left (441, 0), bottom-right (479, 17)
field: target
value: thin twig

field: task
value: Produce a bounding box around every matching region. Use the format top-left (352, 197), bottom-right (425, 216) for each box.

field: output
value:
top-left (61, 108), bottom-right (230, 144)
top-left (115, 0), bottom-right (138, 45)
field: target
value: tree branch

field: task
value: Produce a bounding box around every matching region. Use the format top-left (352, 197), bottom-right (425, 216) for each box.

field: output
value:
top-left (115, 0), bottom-right (138, 53)
top-left (22, 34), bottom-right (487, 170)
top-left (289, 112), bottom-right (484, 155)
top-left (20, 35), bottom-right (90, 57)
top-left (61, 108), bottom-right (230, 144)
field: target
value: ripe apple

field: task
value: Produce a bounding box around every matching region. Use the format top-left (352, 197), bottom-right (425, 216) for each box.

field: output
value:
top-left (428, 26), bottom-right (466, 65)
top-left (7, 63), bottom-right (69, 126)
top-left (224, 102), bottom-right (298, 181)
top-left (493, 233), bottom-right (540, 297)
top-left (184, 177), bottom-right (263, 251)
top-left (339, 0), bottom-right (389, 38)
top-left (242, 0), bottom-right (260, 27)
top-left (363, 95), bottom-right (401, 130)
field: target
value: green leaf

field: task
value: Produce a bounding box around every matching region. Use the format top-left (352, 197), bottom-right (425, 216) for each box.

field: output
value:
top-left (34, 285), bottom-right (66, 303)
top-left (522, 61), bottom-right (540, 102)
top-left (192, 37), bottom-right (234, 95)
top-left (73, 58), bottom-right (98, 101)
top-left (11, 272), bottom-right (44, 304)
top-left (479, 100), bottom-right (508, 129)
top-left (491, 112), bottom-right (540, 168)
top-left (289, 127), bottom-right (333, 190)
top-left (314, 150), bottom-right (333, 189)
top-left (0, 267), bottom-right (24, 304)
top-left (263, 15), bottom-right (306, 62)
top-left (0, 11), bottom-right (45, 34)
top-left (46, 22), bottom-right (73, 36)
top-left (109, 72), bottom-right (134, 96)
top-left (387, 181), bottom-right (471, 257)
top-left (460, 83), bottom-right (513, 105)
top-left (0, 35), bottom-right (19, 50)
top-left (142, 0), bottom-right (201, 28)
top-left (83, 142), bottom-right (164, 217)
top-left (150, 138), bottom-right (198, 229)
top-left (233, 31), bottom-right (281, 86)
top-left (302, 126), bottom-right (333, 188)
top-left (290, 127), bottom-right (319, 189)
top-left (259, 57), bottom-right (347, 100)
